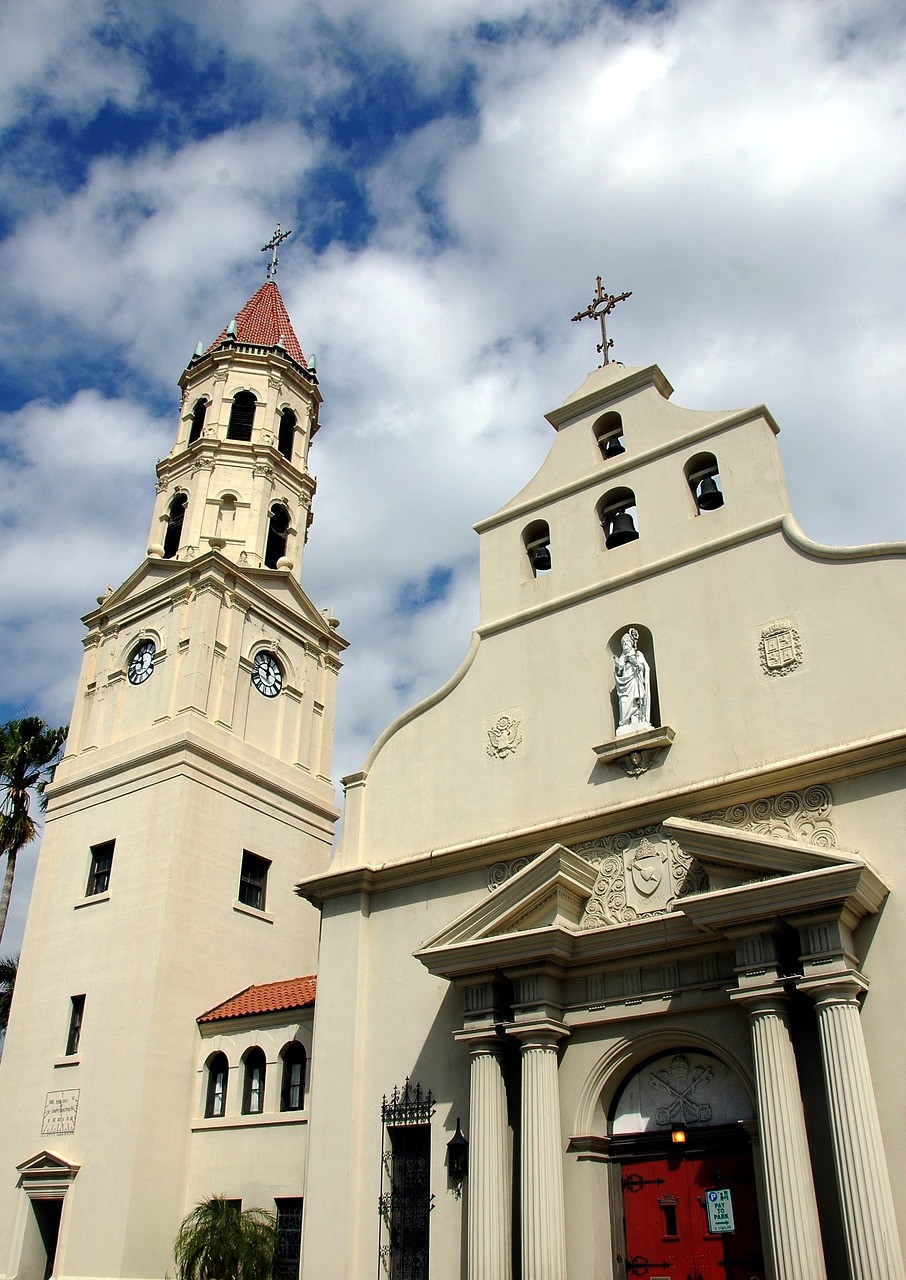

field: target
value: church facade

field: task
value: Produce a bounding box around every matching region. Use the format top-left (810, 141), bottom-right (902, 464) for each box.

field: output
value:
top-left (0, 274), bottom-right (905, 1280)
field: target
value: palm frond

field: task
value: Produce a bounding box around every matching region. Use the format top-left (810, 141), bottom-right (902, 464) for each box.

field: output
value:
top-left (173, 1196), bottom-right (276, 1280)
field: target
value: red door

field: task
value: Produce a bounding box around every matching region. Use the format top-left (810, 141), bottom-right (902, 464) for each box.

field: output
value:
top-left (620, 1149), bottom-right (765, 1280)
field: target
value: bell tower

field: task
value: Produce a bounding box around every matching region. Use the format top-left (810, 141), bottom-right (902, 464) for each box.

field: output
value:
top-left (0, 258), bottom-right (346, 1280)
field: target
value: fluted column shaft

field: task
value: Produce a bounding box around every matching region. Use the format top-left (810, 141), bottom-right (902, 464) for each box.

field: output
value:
top-left (459, 1033), bottom-right (512, 1280)
top-left (800, 974), bottom-right (905, 1280)
top-left (513, 1023), bottom-right (568, 1280)
top-left (732, 987), bottom-right (827, 1280)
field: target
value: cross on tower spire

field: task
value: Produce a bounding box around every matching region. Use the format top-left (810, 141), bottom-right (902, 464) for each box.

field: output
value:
top-left (570, 275), bottom-right (632, 366)
top-left (261, 223), bottom-right (293, 280)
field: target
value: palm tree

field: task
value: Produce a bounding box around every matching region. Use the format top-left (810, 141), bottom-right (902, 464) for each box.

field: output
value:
top-left (0, 717), bottom-right (68, 949)
top-left (173, 1196), bottom-right (277, 1280)
top-left (0, 953), bottom-right (17, 1039)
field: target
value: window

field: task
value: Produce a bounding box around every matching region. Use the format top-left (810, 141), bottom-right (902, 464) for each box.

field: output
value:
top-left (277, 409), bottom-right (296, 461)
top-left (242, 1047), bottom-right (266, 1114)
top-left (274, 1198), bottom-right (303, 1280)
top-left (188, 398), bottom-right (208, 444)
top-left (593, 410), bottom-right (625, 460)
top-left (86, 840), bottom-right (114, 896)
top-left (685, 451), bottom-right (724, 513)
top-left (280, 1042), bottom-right (307, 1111)
top-left (380, 1080), bottom-right (434, 1280)
top-left (163, 493), bottom-right (188, 559)
top-left (264, 503), bottom-right (290, 569)
top-left (205, 1052), bottom-right (229, 1117)
top-left (65, 995), bottom-right (85, 1056)
top-left (227, 391), bottom-right (256, 441)
top-left (522, 519), bottom-right (551, 575)
top-left (238, 851), bottom-right (270, 912)
top-left (598, 487), bottom-right (639, 549)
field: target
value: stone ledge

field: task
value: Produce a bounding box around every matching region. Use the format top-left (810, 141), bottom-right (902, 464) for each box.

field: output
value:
top-left (593, 725), bottom-right (676, 776)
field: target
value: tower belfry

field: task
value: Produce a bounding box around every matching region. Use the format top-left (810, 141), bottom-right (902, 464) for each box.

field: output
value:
top-left (0, 267), bottom-right (346, 1280)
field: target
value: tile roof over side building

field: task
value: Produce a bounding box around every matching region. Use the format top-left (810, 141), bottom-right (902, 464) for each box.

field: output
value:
top-left (198, 975), bottom-right (317, 1023)
top-left (206, 280), bottom-right (307, 367)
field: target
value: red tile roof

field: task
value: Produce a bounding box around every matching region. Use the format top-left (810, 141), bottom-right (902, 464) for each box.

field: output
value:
top-left (205, 281), bottom-right (307, 367)
top-left (198, 975), bottom-right (317, 1023)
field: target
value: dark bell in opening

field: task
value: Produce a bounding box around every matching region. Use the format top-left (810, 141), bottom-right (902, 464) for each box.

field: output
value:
top-left (606, 510), bottom-right (639, 548)
top-left (697, 475), bottom-right (724, 510)
top-left (529, 542), bottom-right (552, 572)
top-left (603, 433), bottom-right (625, 459)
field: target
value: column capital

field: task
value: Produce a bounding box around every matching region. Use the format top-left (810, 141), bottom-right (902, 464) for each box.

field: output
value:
top-left (797, 969), bottom-right (868, 1007)
top-left (454, 1025), bottom-right (510, 1056)
top-left (508, 1018), bottom-right (569, 1051)
top-left (729, 979), bottom-right (790, 1018)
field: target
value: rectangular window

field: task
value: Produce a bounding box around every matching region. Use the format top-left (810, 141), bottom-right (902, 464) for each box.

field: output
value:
top-left (274, 1198), bottom-right (303, 1280)
top-left (86, 840), bottom-right (114, 896)
top-left (388, 1125), bottom-right (431, 1280)
top-left (65, 995), bottom-right (85, 1056)
top-left (238, 851), bottom-right (270, 912)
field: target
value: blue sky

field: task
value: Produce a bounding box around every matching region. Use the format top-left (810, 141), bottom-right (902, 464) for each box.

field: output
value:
top-left (1, 0), bottom-right (905, 947)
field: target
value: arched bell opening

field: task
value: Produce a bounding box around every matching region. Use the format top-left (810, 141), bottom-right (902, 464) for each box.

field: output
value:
top-left (593, 410), bottom-right (625, 461)
top-left (685, 452), bottom-right (724, 514)
top-left (523, 518), bottom-right (552, 576)
top-left (598, 487), bottom-right (639, 550)
top-left (264, 503), bottom-right (291, 569)
top-left (227, 390), bottom-right (256, 441)
top-left (163, 492), bottom-right (188, 560)
top-left (277, 408), bottom-right (296, 461)
top-left (607, 622), bottom-right (660, 732)
top-left (188, 397), bottom-right (209, 445)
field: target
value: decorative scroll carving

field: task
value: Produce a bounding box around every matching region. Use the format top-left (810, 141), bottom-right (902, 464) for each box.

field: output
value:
top-left (576, 826), bottom-right (708, 928)
top-left (487, 857), bottom-right (531, 891)
top-left (701, 784), bottom-right (836, 848)
top-left (486, 713), bottom-right (522, 759)
top-left (252, 463), bottom-right (275, 481)
top-left (759, 619), bottom-right (803, 676)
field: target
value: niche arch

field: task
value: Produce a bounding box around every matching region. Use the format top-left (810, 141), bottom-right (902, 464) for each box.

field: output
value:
top-left (163, 491), bottom-right (188, 559)
top-left (607, 622), bottom-right (660, 731)
top-left (522, 518), bottom-right (552, 576)
top-left (227, 390), bottom-right (257, 441)
top-left (264, 501), bottom-right (293, 568)
top-left (188, 397), bottom-right (209, 445)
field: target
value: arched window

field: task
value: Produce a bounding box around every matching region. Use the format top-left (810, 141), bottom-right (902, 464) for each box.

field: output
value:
top-left (188, 398), bottom-right (208, 444)
top-left (280, 1041), bottom-right (307, 1112)
top-left (205, 1052), bottom-right (229, 1118)
top-left (163, 493), bottom-right (188, 560)
top-left (265, 503), bottom-right (290, 569)
top-left (598, 487), bottom-right (639, 549)
top-left (685, 452), bottom-right (724, 513)
top-left (242, 1047), bottom-right (266, 1115)
top-left (277, 409), bottom-right (296, 461)
top-left (522, 519), bottom-right (551, 575)
top-left (594, 411), bottom-right (625, 460)
top-left (227, 391), bottom-right (256, 441)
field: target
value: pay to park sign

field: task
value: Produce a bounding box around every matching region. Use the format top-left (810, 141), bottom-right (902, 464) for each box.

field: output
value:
top-left (705, 1187), bottom-right (736, 1234)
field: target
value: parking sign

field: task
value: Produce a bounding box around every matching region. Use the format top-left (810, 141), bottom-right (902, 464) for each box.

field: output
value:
top-left (705, 1187), bottom-right (735, 1234)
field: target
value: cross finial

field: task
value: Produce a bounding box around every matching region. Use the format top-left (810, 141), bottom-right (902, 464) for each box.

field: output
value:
top-left (261, 223), bottom-right (292, 280)
top-left (570, 275), bottom-right (632, 366)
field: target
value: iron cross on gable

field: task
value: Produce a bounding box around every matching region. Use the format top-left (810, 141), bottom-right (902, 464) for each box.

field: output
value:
top-left (261, 223), bottom-right (293, 280)
top-left (571, 275), bottom-right (632, 366)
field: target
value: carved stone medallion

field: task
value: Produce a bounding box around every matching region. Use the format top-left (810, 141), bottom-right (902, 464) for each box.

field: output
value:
top-left (576, 826), bottom-right (708, 928)
top-left (486, 712), bottom-right (523, 759)
top-left (759, 620), bottom-right (802, 676)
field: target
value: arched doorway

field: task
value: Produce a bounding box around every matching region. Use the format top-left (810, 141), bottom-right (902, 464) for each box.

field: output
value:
top-left (610, 1050), bottom-right (765, 1280)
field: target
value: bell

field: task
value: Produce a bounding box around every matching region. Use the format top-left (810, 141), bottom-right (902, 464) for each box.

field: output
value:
top-left (606, 510), bottom-right (639, 548)
top-left (602, 433), bottom-right (625, 459)
top-left (697, 475), bottom-right (724, 510)
top-left (529, 542), bottom-right (552, 572)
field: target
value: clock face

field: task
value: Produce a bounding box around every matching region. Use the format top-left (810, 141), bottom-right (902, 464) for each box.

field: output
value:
top-left (252, 651), bottom-right (283, 698)
top-left (127, 640), bottom-right (156, 685)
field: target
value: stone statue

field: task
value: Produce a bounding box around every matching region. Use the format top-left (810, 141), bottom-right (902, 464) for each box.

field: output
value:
top-left (613, 628), bottom-right (652, 735)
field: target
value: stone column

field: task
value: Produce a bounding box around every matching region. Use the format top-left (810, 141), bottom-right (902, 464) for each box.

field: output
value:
top-left (799, 972), bottom-right (906, 1280)
top-left (511, 1022), bottom-right (568, 1280)
top-left (455, 1031), bottom-right (512, 1280)
top-left (731, 985), bottom-right (827, 1280)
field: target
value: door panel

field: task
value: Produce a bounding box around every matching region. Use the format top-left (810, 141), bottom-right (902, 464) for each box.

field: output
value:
top-left (621, 1148), bottom-right (764, 1280)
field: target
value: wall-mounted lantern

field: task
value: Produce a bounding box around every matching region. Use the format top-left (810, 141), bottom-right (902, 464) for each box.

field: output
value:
top-left (447, 1118), bottom-right (469, 1196)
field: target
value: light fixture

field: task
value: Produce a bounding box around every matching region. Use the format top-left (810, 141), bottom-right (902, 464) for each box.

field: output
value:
top-left (671, 1124), bottom-right (687, 1145)
top-left (447, 1118), bottom-right (469, 1195)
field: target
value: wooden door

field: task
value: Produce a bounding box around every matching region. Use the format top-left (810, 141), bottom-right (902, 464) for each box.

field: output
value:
top-left (620, 1148), bottom-right (765, 1279)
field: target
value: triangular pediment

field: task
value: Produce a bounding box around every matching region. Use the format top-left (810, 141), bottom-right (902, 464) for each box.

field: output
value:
top-left (17, 1150), bottom-right (80, 1184)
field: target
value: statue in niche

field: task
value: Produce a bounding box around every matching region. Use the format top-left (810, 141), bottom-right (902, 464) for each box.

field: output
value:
top-left (613, 628), bottom-right (652, 736)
